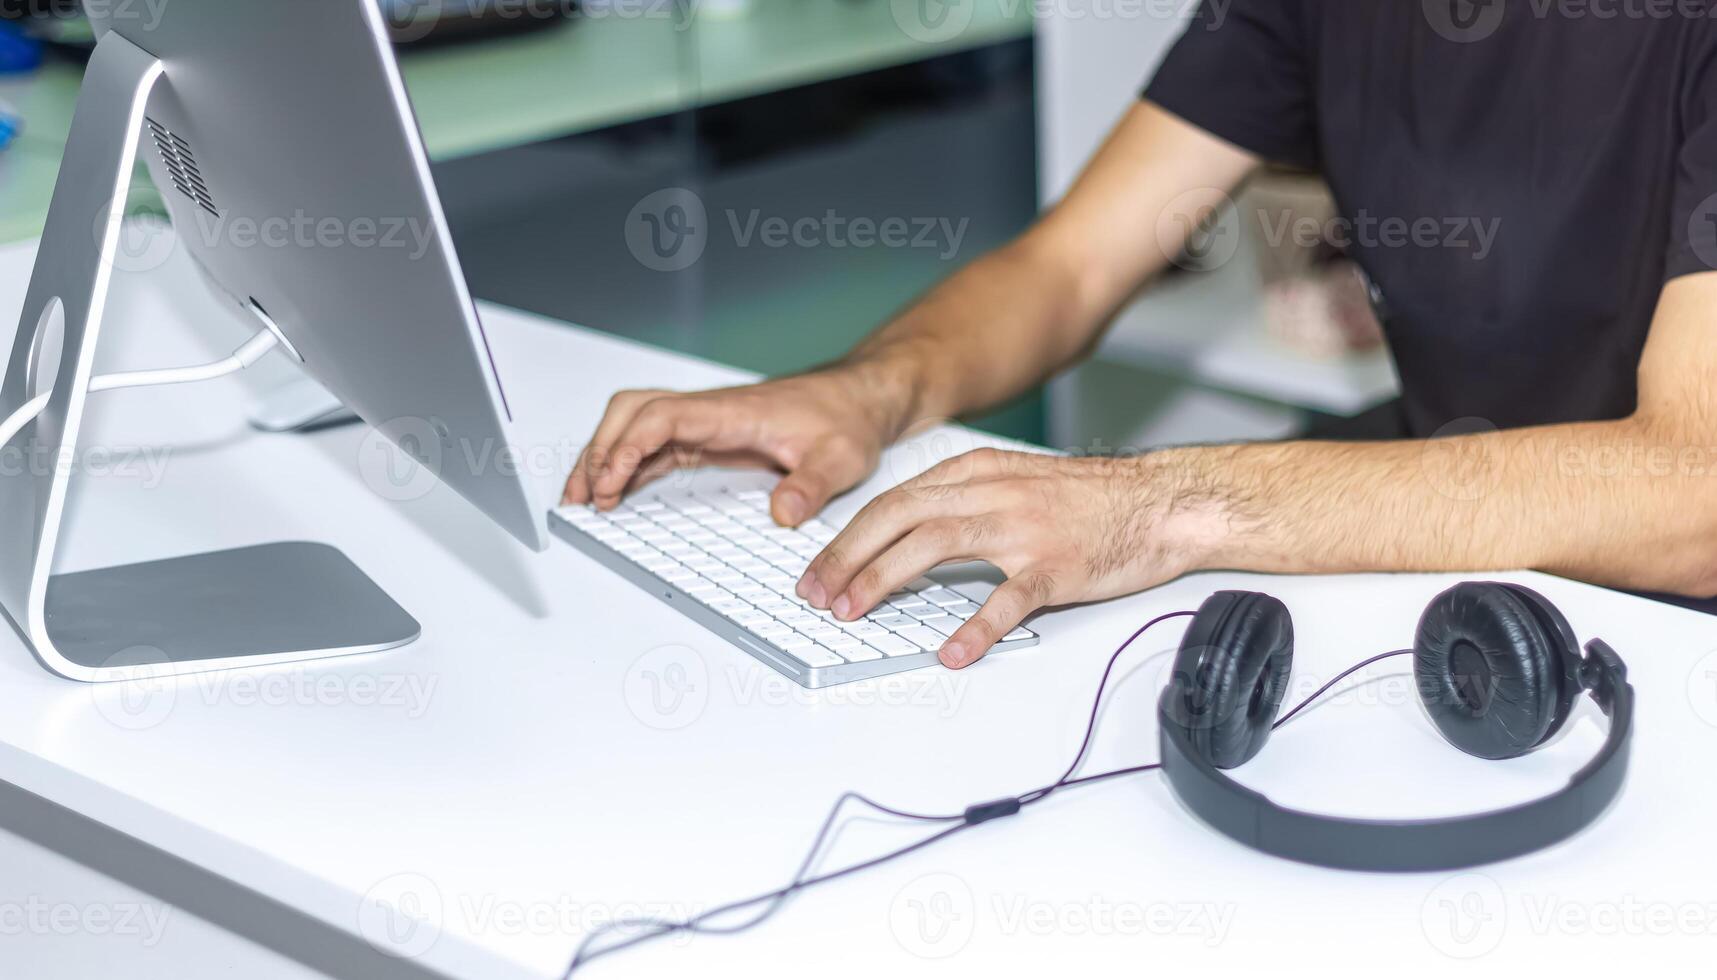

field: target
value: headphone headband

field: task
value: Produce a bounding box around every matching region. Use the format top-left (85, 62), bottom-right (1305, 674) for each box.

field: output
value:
top-left (1157, 640), bottom-right (1633, 872)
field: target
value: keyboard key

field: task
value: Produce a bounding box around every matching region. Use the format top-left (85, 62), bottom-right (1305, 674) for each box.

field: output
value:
top-left (898, 603), bottom-right (942, 620)
top-left (735, 490), bottom-right (771, 503)
top-left (707, 568), bottom-right (746, 585)
top-left (1002, 627), bottom-right (1035, 642)
top-left (873, 614), bottom-right (918, 630)
top-left (906, 577), bottom-right (939, 593)
top-left (756, 599), bottom-right (797, 615)
top-left (794, 645), bottom-right (845, 668)
top-left (867, 633), bottom-right (923, 656)
top-left (639, 557), bottom-right (679, 574)
top-left (919, 588), bottom-right (968, 607)
top-left (662, 567), bottom-right (699, 584)
top-left (783, 613), bottom-right (822, 630)
top-left (754, 621), bottom-right (793, 638)
top-left (733, 610), bottom-right (773, 627)
top-left (843, 622), bottom-right (888, 639)
top-left (804, 626), bottom-right (844, 642)
top-left (896, 625), bottom-right (948, 651)
top-left (920, 615), bottom-right (962, 637)
top-left (823, 634), bottom-right (863, 651)
top-left (562, 509), bottom-right (604, 529)
top-left (683, 578), bottom-right (721, 596)
top-left (843, 644), bottom-right (884, 662)
top-left (710, 598), bottom-right (751, 615)
top-left (943, 602), bottom-right (981, 618)
top-left (774, 633), bottom-right (814, 650)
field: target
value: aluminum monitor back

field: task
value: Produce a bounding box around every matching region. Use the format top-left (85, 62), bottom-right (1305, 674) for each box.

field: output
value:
top-left (90, 0), bottom-right (548, 552)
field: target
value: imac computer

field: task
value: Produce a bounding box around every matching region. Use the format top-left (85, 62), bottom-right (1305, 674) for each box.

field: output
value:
top-left (0, 0), bottom-right (548, 681)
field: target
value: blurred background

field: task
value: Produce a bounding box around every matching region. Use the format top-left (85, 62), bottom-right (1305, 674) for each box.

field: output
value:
top-left (0, 0), bottom-right (1397, 451)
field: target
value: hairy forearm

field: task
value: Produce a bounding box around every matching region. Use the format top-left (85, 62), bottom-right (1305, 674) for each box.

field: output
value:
top-left (1150, 416), bottom-right (1717, 597)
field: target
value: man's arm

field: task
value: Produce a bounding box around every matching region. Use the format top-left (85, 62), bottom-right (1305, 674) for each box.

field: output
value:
top-left (846, 101), bottom-right (1259, 427)
top-left (1177, 272), bottom-right (1717, 592)
top-left (800, 273), bottom-right (1717, 668)
top-left (563, 102), bottom-right (1258, 523)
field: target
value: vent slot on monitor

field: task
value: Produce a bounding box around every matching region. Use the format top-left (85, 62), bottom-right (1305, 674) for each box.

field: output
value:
top-left (146, 117), bottom-right (220, 218)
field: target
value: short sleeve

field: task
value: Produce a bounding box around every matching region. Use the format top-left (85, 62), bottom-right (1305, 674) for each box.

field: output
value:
top-left (1142, 0), bottom-right (1318, 170)
top-left (1667, 23), bottom-right (1717, 280)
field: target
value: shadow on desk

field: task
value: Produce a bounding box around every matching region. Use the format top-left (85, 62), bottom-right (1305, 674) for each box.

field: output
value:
top-left (297, 425), bottom-right (553, 620)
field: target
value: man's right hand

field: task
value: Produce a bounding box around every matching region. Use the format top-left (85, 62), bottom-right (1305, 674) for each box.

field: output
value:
top-left (561, 368), bottom-right (901, 527)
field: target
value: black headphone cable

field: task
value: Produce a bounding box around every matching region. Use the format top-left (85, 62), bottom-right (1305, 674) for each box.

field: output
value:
top-left (565, 611), bottom-right (1413, 975)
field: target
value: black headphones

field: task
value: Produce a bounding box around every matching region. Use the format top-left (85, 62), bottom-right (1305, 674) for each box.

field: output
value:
top-left (1158, 582), bottom-right (1634, 872)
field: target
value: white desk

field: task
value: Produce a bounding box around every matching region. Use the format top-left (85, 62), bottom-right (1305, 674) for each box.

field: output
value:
top-left (0, 233), bottom-right (1711, 979)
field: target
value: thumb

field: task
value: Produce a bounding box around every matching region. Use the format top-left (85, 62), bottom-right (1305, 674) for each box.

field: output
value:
top-left (771, 438), bottom-right (870, 527)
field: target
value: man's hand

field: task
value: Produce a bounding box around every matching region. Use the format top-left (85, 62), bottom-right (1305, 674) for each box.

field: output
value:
top-left (796, 449), bottom-right (1212, 669)
top-left (562, 369), bottom-right (903, 527)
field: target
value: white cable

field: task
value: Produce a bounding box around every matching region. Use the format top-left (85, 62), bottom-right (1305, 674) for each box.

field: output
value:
top-left (0, 328), bottom-right (279, 449)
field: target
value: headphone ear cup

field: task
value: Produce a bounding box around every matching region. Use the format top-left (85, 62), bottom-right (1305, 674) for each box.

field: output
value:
top-left (1496, 583), bottom-right (1584, 746)
top-left (1414, 582), bottom-right (1576, 760)
top-left (1167, 591), bottom-right (1294, 769)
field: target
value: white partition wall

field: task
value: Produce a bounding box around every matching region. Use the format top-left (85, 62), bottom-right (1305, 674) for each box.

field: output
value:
top-left (1036, 6), bottom-right (1189, 204)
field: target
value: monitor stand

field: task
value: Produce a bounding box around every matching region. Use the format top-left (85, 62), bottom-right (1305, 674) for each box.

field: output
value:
top-left (0, 30), bottom-right (419, 683)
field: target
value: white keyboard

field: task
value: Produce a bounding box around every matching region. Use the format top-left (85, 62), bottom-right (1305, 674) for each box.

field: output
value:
top-left (549, 481), bottom-right (1039, 688)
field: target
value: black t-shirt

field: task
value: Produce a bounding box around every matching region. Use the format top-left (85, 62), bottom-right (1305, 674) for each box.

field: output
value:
top-left (1145, 1), bottom-right (1717, 437)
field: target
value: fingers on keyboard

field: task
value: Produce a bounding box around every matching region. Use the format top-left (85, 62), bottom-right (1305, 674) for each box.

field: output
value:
top-left (555, 490), bottom-right (1037, 674)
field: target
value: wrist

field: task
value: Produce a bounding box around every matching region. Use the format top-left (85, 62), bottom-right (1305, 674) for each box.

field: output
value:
top-left (827, 341), bottom-right (946, 445)
top-left (1127, 447), bottom-right (1244, 574)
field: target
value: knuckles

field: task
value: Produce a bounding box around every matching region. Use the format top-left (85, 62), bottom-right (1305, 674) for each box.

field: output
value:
top-left (1017, 569), bottom-right (1059, 605)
